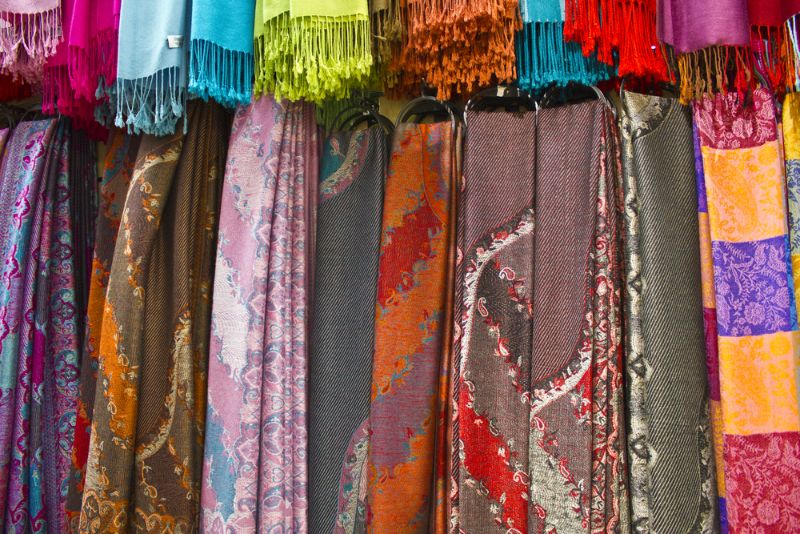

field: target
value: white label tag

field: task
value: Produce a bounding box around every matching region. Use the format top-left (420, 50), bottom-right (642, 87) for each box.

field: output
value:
top-left (166, 35), bottom-right (184, 49)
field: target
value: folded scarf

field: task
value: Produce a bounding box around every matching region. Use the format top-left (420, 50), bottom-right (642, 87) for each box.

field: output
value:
top-left (65, 128), bottom-right (140, 530)
top-left (399, 1), bottom-right (520, 99)
top-left (529, 100), bottom-right (628, 533)
top-left (564, 0), bottom-right (668, 81)
top-left (693, 88), bottom-right (800, 533)
top-left (68, 0), bottom-right (118, 103)
top-left (366, 120), bottom-right (458, 532)
top-left (517, 0), bottom-right (614, 91)
top-left (115, 0), bottom-right (191, 135)
top-left (451, 110), bottom-right (536, 533)
top-left (79, 102), bottom-right (230, 533)
top-left (0, 119), bottom-right (58, 526)
top-left (189, 0), bottom-right (255, 107)
top-left (619, 92), bottom-right (717, 534)
top-left (254, 0), bottom-right (373, 102)
top-left (200, 97), bottom-right (318, 533)
top-left (0, 0), bottom-right (61, 81)
top-left (308, 126), bottom-right (387, 534)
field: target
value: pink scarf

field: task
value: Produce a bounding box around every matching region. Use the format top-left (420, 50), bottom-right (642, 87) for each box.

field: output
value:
top-left (68, 0), bottom-right (119, 102)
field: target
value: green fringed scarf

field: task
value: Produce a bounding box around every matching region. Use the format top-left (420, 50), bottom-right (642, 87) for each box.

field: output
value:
top-left (254, 0), bottom-right (373, 102)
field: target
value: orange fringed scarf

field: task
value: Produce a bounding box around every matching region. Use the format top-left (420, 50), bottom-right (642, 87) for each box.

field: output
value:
top-left (564, 0), bottom-right (669, 82)
top-left (390, 0), bottom-right (521, 99)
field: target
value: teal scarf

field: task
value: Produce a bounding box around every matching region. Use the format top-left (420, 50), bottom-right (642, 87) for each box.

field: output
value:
top-left (516, 0), bottom-right (614, 91)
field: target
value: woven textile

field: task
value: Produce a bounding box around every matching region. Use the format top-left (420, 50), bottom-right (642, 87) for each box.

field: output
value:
top-left (200, 97), bottom-right (318, 533)
top-left (693, 88), bottom-right (800, 533)
top-left (68, 0), bottom-right (118, 103)
top-left (308, 126), bottom-right (387, 534)
top-left (65, 128), bottom-right (140, 529)
top-left (365, 121), bottom-right (458, 532)
top-left (450, 110), bottom-right (536, 533)
top-left (619, 91), bottom-right (717, 534)
top-left (0, 0), bottom-right (61, 81)
top-left (79, 102), bottom-right (230, 532)
top-left (528, 101), bottom-right (628, 534)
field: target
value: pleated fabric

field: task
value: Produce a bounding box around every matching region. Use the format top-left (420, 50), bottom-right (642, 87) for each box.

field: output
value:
top-left (693, 88), bottom-right (800, 533)
top-left (200, 97), bottom-right (318, 534)
top-left (450, 110), bottom-right (536, 534)
top-left (66, 128), bottom-right (140, 530)
top-left (307, 126), bottom-right (388, 534)
top-left (528, 101), bottom-right (629, 534)
top-left (619, 91), bottom-right (718, 534)
top-left (366, 120), bottom-right (459, 533)
top-left (79, 102), bottom-right (230, 533)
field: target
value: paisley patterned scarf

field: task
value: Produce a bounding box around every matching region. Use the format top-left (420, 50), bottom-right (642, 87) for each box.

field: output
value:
top-left (451, 110), bottom-right (536, 533)
top-left (79, 102), bottom-right (230, 533)
top-left (619, 91), bottom-right (717, 534)
top-left (65, 128), bottom-right (140, 530)
top-left (0, 0), bottom-right (62, 81)
top-left (693, 88), bottom-right (800, 532)
top-left (308, 126), bottom-right (387, 534)
top-left (365, 120), bottom-right (459, 532)
top-left (528, 100), bottom-right (628, 534)
top-left (200, 96), bottom-right (318, 534)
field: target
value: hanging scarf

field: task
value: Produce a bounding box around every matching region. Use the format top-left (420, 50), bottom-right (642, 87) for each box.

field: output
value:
top-left (370, 0), bottom-right (403, 90)
top-left (253, 0), bottom-right (373, 103)
top-left (451, 110), bottom-right (536, 533)
top-left (0, 74), bottom-right (30, 101)
top-left (115, 0), bottom-right (190, 135)
top-left (0, 0), bottom-right (61, 81)
top-left (307, 126), bottom-right (387, 534)
top-left (200, 97), bottom-right (318, 533)
top-left (189, 0), bottom-right (255, 107)
top-left (517, 0), bottom-right (614, 91)
top-left (79, 102), bottom-right (229, 533)
top-left (42, 0), bottom-right (107, 139)
top-left (619, 92), bottom-right (717, 534)
top-left (564, 0), bottom-right (668, 81)
top-left (528, 100), bottom-right (628, 534)
top-left (0, 119), bottom-right (58, 527)
top-left (65, 128), bottom-right (140, 530)
top-left (68, 0), bottom-right (119, 105)
top-left (692, 88), bottom-right (800, 532)
top-left (399, 1), bottom-right (520, 99)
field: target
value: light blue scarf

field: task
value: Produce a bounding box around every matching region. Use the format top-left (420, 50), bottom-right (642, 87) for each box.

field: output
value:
top-left (189, 0), bottom-right (256, 107)
top-left (516, 0), bottom-right (615, 91)
top-left (115, 0), bottom-right (189, 135)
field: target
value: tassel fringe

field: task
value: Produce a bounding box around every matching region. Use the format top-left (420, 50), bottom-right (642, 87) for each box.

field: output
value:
top-left (677, 46), bottom-right (754, 104)
top-left (68, 28), bottom-right (118, 102)
top-left (189, 38), bottom-right (253, 108)
top-left (115, 66), bottom-right (186, 136)
top-left (42, 64), bottom-right (108, 140)
top-left (0, 6), bottom-right (62, 82)
top-left (254, 12), bottom-right (373, 103)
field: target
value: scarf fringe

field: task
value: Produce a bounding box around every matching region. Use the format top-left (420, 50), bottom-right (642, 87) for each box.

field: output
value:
top-left (42, 64), bottom-right (107, 140)
top-left (677, 46), bottom-right (753, 104)
top-left (372, 2), bottom-right (405, 90)
top-left (115, 66), bottom-right (186, 136)
top-left (254, 12), bottom-right (373, 103)
top-left (189, 38), bottom-right (253, 108)
top-left (785, 15), bottom-right (800, 92)
top-left (517, 21), bottom-right (614, 91)
top-left (616, 0), bottom-right (669, 82)
top-left (68, 28), bottom-right (118, 103)
top-left (0, 6), bottom-right (62, 82)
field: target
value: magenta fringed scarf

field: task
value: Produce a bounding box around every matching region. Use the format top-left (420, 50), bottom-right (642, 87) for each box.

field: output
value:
top-left (68, 0), bottom-right (119, 103)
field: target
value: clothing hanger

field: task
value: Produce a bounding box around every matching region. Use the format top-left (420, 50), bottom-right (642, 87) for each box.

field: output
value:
top-left (464, 85), bottom-right (537, 126)
top-left (332, 102), bottom-right (394, 136)
top-left (396, 96), bottom-right (459, 130)
top-left (539, 82), bottom-right (615, 117)
top-left (619, 76), bottom-right (678, 99)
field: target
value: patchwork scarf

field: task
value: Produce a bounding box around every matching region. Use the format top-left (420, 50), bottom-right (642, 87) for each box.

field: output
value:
top-left (189, 0), bottom-right (256, 107)
top-left (254, 0), bottom-right (373, 103)
top-left (528, 100), bottom-right (628, 534)
top-left (564, 0), bottom-right (668, 81)
top-left (200, 97), bottom-right (318, 533)
top-left (0, 119), bottom-right (58, 527)
top-left (517, 0), bottom-right (614, 91)
top-left (79, 102), bottom-right (230, 533)
top-left (619, 91), bottom-right (717, 534)
top-left (115, 0), bottom-right (191, 135)
top-left (451, 110), bottom-right (536, 533)
top-left (398, 1), bottom-right (520, 99)
top-left (366, 120), bottom-right (459, 532)
top-left (0, 0), bottom-right (61, 81)
top-left (308, 126), bottom-right (387, 534)
top-left (65, 128), bottom-right (140, 530)
top-left (692, 88), bottom-right (800, 532)
top-left (68, 0), bottom-right (119, 104)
